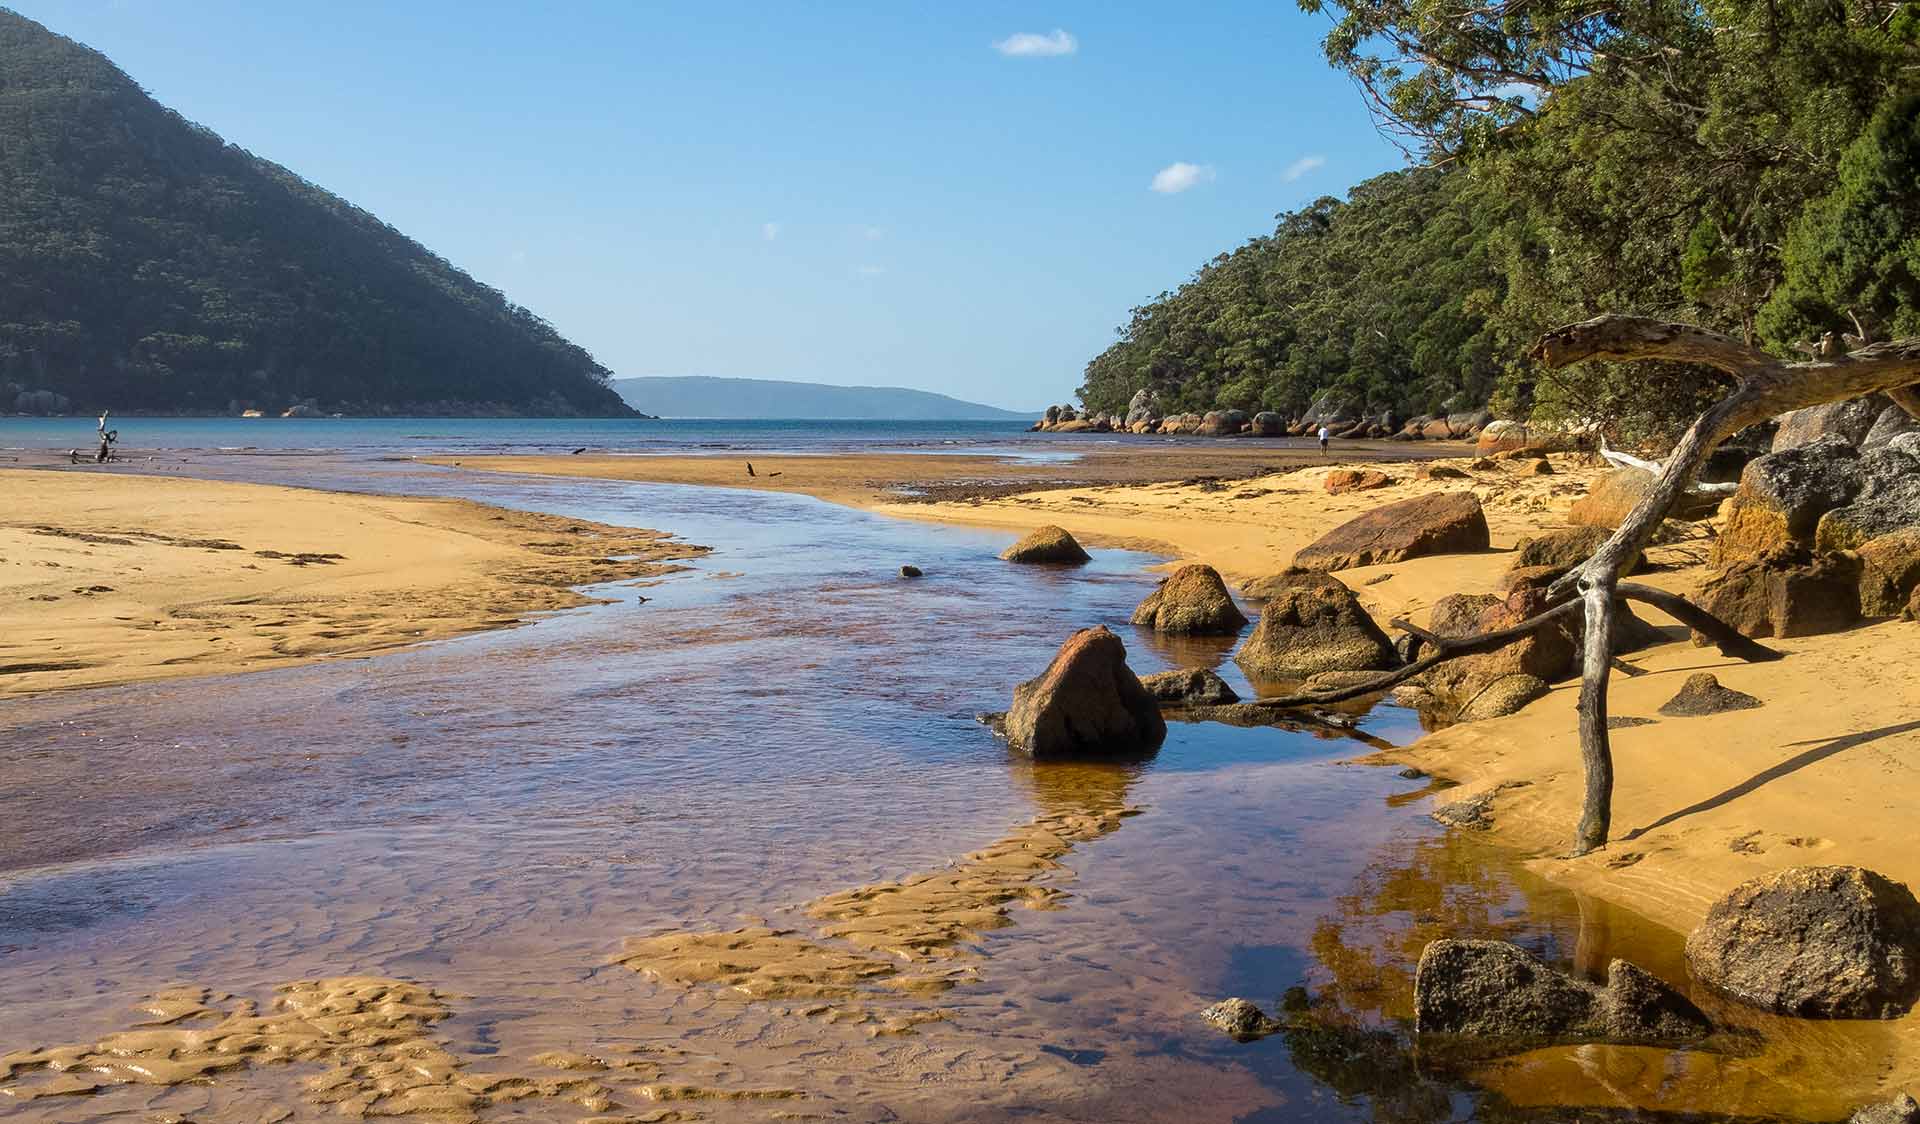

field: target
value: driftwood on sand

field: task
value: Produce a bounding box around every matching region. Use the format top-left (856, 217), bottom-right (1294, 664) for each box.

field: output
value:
top-left (1254, 314), bottom-right (1920, 855)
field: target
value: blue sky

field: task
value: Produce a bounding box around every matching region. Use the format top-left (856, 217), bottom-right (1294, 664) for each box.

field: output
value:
top-left (15, 2), bottom-right (1408, 411)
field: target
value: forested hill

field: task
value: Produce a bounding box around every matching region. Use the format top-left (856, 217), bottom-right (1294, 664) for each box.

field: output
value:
top-left (613, 376), bottom-right (1027, 420)
top-left (0, 11), bottom-right (633, 417)
top-left (1083, 3), bottom-right (1920, 444)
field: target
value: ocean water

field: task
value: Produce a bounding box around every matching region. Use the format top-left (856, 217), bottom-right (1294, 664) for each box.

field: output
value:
top-left (0, 453), bottom-right (1887, 1122)
top-left (0, 415), bottom-right (1095, 457)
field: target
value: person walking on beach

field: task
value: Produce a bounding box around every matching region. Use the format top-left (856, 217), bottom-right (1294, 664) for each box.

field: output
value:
top-left (1317, 423), bottom-right (1330, 456)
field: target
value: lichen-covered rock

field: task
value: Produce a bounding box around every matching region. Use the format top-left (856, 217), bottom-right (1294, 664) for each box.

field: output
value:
top-left (1233, 570), bottom-right (1396, 681)
top-left (1000, 525), bottom-right (1092, 564)
top-left (1863, 404), bottom-right (1920, 450)
top-left (1414, 940), bottom-right (1709, 1047)
top-left (1198, 409), bottom-right (1250, 436)
top-left (1685, 866), bottom-right (1920, 1019)
top-left (1773, 395), bottom-right (1891, 452)
top-left (1324, 468), bottom-right (1392, 494)
top-left (1714, 436), bottom-right (1863, 564)
top-left (1814, 447), bottom-right (1920, 551)
top-left (1851, 1093), bottom-right (1920, 1124)
top-left (1252, 411), bottom-right (1286, 437)
top-left (1293, 492), bottom-right (1490, 572)
top-left (1857, 530), bottom-right (1920, 617)
top-left (1124, 387), bottom-right (1160, 428)
top-left (1138, 667), bottom-right (1239, 705)
top-left (1697, 547), bottom-right (1861, 639)
top-left (1004, 626), bottom-right (1165, 758)
top-left (1657, 672), bottom-right (1762, 717)
top-left (1131, 564), bottom-right (1247, 634)
top-left (1428, 593), bottom-right (1502, 638)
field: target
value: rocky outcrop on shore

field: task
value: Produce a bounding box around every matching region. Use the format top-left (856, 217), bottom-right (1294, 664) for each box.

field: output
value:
top-left (1685, 865), bottom-right (1920, 1019)
top-left (1233, 569), bottom-right (1396, 681)
top-left (1292, 492), bottom-right (1490, 572)
top-left (1001, 626), bottom-right (1166, 758)
top-left (1028, 397), bottom-right (1506, 440)
top-left (1130, 564), bottom-right (1247, 633)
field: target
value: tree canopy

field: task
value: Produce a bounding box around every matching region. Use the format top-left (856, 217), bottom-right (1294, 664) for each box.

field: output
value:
top-left (0, 10), bottom-right (633, 416)
top-left (1083, 1), bottom-right (1920, 446)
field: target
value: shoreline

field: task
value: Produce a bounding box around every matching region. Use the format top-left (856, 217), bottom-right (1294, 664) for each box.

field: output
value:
top-left (434, 445), bottom-right (1920, 1101)
top-left (0, 469), bottom-right (704, 697)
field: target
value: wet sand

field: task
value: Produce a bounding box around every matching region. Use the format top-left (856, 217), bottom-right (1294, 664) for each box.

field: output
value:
top-left (0, 469), bottom-right (703, 695)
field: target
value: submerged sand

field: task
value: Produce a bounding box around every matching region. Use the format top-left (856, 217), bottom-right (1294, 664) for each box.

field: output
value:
top-left (0, 469), bottom-right (703, 696)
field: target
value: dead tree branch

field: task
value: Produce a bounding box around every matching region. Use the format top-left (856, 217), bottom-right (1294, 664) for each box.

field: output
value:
top-left (1529, 314), bottom-right (1920, 854)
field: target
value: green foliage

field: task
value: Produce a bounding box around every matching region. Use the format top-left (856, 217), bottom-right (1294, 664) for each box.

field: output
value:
top-left (1762, 92), bottom-right (1920, 348)
top-left (1078, 168), bottom-right (1510, 420)
top-left (0, 11), bottom-right (632, 416)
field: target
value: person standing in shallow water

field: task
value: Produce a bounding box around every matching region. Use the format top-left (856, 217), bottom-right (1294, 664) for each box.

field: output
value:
top-left (1317, 424), bottom-right (1330, 455)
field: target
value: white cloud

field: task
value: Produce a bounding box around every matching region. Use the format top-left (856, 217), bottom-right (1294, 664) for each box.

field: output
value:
top-left (993, 29), bottom-right (1077, 57)
top-left (1150, 162), bottom-right (1214, 195)
top-left (1281, 155), bottom-right (1326, 182)
top-left (762, 221), bottom-right (781, 241)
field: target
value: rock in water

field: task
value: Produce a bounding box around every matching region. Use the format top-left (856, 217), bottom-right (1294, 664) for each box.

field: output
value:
top-left (900, 565), bottom-right (923, 578)
top-left (1137, 667), bottom-right (1239, 705)
top-left (1003, 626), bottom-right (1165, 758)
top-left (1000, 525), bottom-right (1091, 565)
top-left (1130, 564), bottom-right (1248, 633)
top-left (1685, 865), bottom-right (1920, 1019)
top-left (1200, 997), bottom-right (1281, 1040)
top-left (1657, 672), bottom-right (1762, 717)
top-left (1414, 939), bottom-right (1709, 1047)
top-left (1292, 492), bottom-right (1490, 572)
top-left (1232, 570), bottom-right (1396, 681)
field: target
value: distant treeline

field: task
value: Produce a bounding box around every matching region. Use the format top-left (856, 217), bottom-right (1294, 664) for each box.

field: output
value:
top-left (0, 11), bottom-right (632, 417)
top-left (1082, 2), bottom-right (1920, 444)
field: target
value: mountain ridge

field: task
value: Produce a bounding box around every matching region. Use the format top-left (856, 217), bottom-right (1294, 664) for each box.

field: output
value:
top-left (0, 9), bottom-right (633, 417)
top-left (613, 376), bottom-right (1028, 420)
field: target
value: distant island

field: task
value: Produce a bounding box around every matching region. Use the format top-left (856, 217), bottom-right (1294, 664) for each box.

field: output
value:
top-left (613, 377), bottom-right (1028, 420)
top-left (0, 11), bottom-right (632, 419)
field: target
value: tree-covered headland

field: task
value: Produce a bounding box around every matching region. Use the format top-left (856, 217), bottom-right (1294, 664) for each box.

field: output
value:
top-left (1080, 2), bottom-right (1920, 444)
top-left (0, 10), bottom-right (633, 417)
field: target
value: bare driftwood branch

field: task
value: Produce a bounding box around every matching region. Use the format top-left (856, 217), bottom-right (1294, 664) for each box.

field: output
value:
top-left (1527, 313), bottom-right (1920, 853)
top-left (1598, 436), bottom-right (1735, 495)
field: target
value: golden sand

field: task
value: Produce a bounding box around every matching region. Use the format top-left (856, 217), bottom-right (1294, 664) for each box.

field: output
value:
top-left (0, 469), bottom-right (703, 696)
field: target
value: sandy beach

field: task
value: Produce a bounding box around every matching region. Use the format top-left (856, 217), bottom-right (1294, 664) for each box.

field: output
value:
top-left (0, 469), bottom-right (702, 696)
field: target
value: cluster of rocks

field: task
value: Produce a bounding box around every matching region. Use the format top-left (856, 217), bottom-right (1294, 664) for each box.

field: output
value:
top-left (1694, 405), bottom-right (1920, 639)
top-left (1029, 390), bottom-right (1516, 442)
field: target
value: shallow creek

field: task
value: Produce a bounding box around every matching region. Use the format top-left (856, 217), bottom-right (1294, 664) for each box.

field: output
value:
top-left (0, 459), bottom-right (1896, 1121)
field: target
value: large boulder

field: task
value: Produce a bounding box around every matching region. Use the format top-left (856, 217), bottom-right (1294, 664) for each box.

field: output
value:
top-left (1697, 547), bottom-right (1861, 639)
top-left (1510, 525), bottom-right (1641, 577)
top-left (1198, 409), bottom-right (1250, 437)
top-left (1685, 866), bottom-right (1920, 1019)
top-left (1138, 667), bottom-right (1239, 705)
top-left (1425, 583), bottom-right (1578, 713)
top-left (1000, 525), bottom-right (1092, 565)
top-left (1714, 436), bottom-right (1864, 564)
top-left (1852, 1094), bottom-right (1920, 1124)
top-left (1293, 492), bottom-right (1490, 572)
top-left (1450, 408), bottom-right (1495, 436)
top-left (1864, 404), bottom-right (1920, 450)
top-left (1456, 674), bottom-right (1552, 721)
top-left (1324, 468), bottom-right (1392, 495)
top-left (1773, 394), bottom-right (1890, 452)
top-left (1130, 564), bottom-right (1248, 633)
top-left (1414, 940), bottom-right (1709, 1046)
top-left (1857, 529), bottom-right (1920, 617)
top-left (1233, 570), bottom-right (1397, 681)
top-left (1814, 447), bottom-right (1920, 551)
top-left (1567, 468), bottom-right (1649, 529)
top-left (1124, 388), bottom-right (1160, 428)
top-left (1004, 626), bottom-right (1166, 758)
top-left (1251, 411), bottom-right (1286, 437)
top-left (1475, 420), bottom-right (1532, 456)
